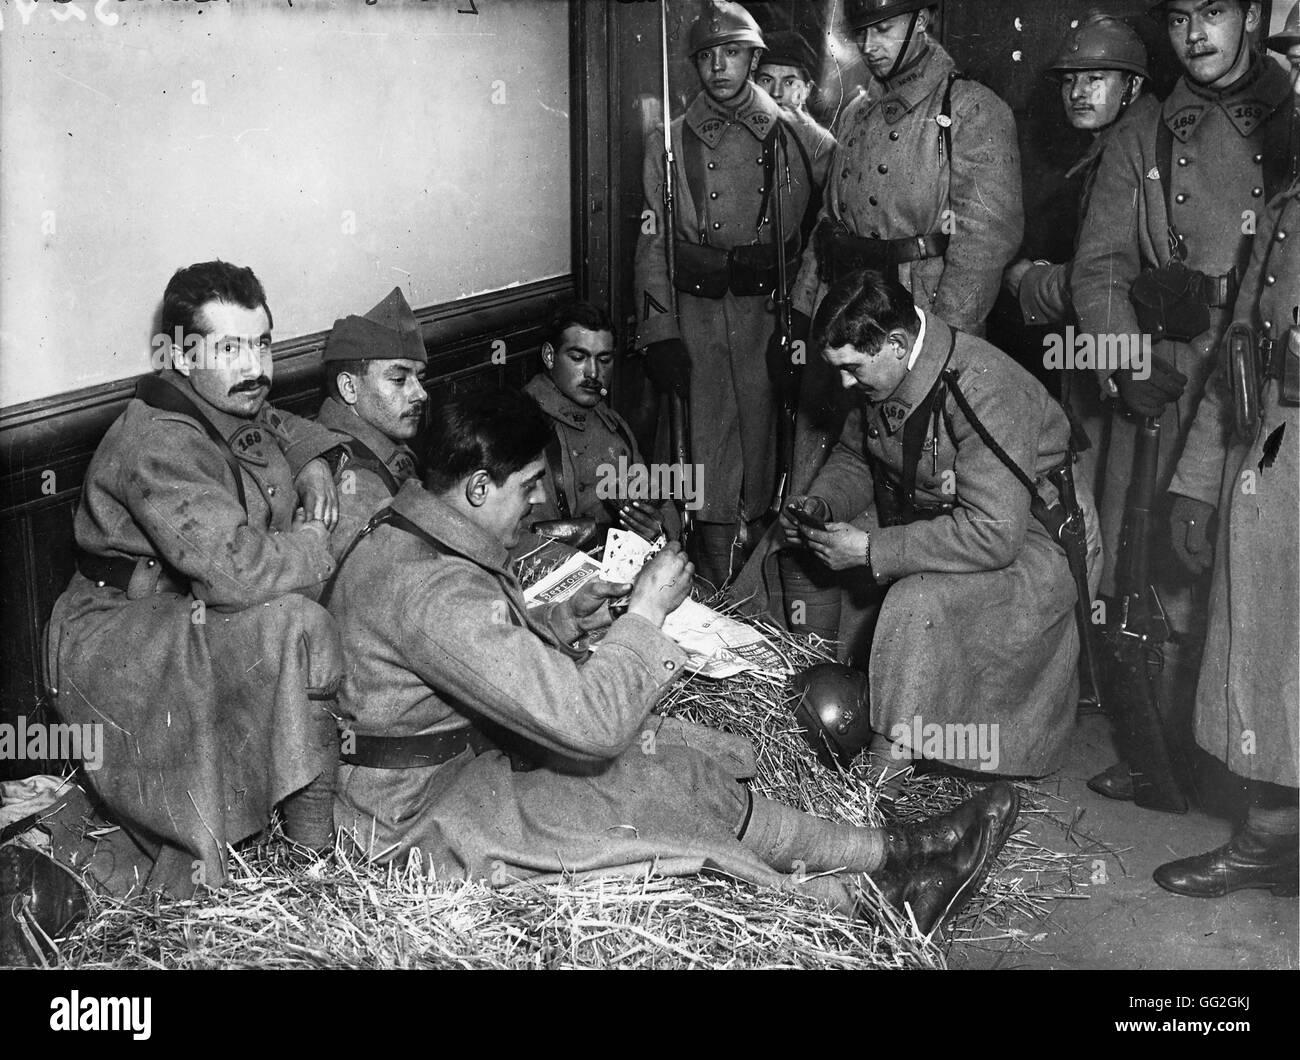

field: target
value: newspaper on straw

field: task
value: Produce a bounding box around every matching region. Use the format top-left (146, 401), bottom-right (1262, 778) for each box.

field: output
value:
top-left (521, 528), bottom-right (788, 679)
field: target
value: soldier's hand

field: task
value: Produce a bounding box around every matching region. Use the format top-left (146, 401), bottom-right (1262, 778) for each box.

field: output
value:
top-left (291, 506), bottom-right (329, 539)
top-left (1115, 358), bottom-right (1187, 418)
top-left (1003, 259), bottom-right (1034, 298)
top-left (1169, 494), bottom-right (1216, 574)
top-left (565, 578), bottom-right (632, 635)
top-left (779, 495), bottom-right (831, 546)
top-left (627, 541), bottom-right (693, 626)
top-left (802, 522), bottom-right (869, 572)
top-left (642, 339), bottom-right (691, 398)
top-left (294, 457), bottom-right (339, 530)
top-left (618, 500), bottom-right (665, 542)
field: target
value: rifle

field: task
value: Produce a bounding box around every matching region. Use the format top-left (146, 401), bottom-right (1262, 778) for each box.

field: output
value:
top-left (1100, 415), bottom-right (1188, 813)
top-left (660, 0), bottom-right (692, 544)
top-left (768, 124), bottom-right (798, 515)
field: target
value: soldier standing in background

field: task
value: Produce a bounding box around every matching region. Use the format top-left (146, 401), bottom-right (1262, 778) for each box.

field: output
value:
top-left (634, 0), bottom-right (832, 588)
top-left (1071, 0), bottom-right (1292, 801)
top-left (1155, 9), bottom-right (1299, 895)
top-left (1005, 12), bottom-right (1156, 499)
top-left (317, 288), bottom-right (428, 559)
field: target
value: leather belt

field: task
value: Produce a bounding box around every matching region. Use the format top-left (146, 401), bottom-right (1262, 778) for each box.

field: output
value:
top-left (75, 548), bottom-right (187, 594)
top-left (341, 726), bottom-right (495, 770)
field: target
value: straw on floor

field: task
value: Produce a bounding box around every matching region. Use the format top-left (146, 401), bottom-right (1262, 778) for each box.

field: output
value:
top-left (44, 623), bottom-right (1093, 970)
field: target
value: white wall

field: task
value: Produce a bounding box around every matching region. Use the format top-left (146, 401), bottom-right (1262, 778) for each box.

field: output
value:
top-left (0, 0), bottom-right (572, 408)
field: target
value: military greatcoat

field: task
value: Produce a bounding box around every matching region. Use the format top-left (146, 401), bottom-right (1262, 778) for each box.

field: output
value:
top-left (44, 371), bottom-right (343, 895)
top-left (634, 81), bottom-right (833, 523)
top-left (1169, 184), bottom-right (1299, 788)
top-left (316, 395), bottom-right (419, 560)
top-left (804, 316), bottom-right (1101, 777)
top-left (1071, 57), bottom-right (1293, 599)
top-left (787, 42), bottom-right (1024, 498)
top-left (328, 480), bottom-right (804, 890)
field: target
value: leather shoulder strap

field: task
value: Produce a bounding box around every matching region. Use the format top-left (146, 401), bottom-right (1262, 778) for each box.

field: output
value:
top-left (318, 505), bottom-right (446, 610)
top-left (340, 437), bottom-right (401, 496)
top-left (1154, 116), bottom-right (1187, 261)
top-left (543, 431), bottom-right (572, 519)
top-left (900, 330), bottom-right (957, 504)
top-left (136, 376), bottom-right (247, 511)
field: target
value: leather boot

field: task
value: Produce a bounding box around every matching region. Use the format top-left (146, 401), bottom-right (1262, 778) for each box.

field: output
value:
top-left (0, 845), bottom-right (89, 966)
top-left (868, 782), bottom-right (1020, 935)
top-left (1087, 759), bottom-right (1134, 801)
top-left (881, 781), bottom-right (1020, 873)
top-left (1153, 828), bottom-right (1300, 898)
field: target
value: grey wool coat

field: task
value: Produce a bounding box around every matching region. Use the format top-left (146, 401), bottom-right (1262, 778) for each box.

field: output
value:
top-left (1071, 57), bottom-right (1293, 600)
top-left (1169, 184), bottom-right (1299, 788)
top-left (328, 479), bottom-right (793, 889)
top-left (44, 371), bottom-right (343, 895)
top-left (734, 316), bottom-right (1101, 777)
top-left (787, 42), bottom-right (1024, 499)
top-left (634, 81), bottom-right (834, 523)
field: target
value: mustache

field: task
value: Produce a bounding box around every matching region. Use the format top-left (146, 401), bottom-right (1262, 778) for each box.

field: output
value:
top-left (228, 376), bottom-right (271, 395)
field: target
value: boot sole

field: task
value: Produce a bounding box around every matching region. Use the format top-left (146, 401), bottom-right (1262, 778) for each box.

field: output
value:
top-left (1154, 874), bottom-right (1300, 899)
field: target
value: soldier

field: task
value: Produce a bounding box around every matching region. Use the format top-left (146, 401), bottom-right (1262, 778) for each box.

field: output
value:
top-left (327, 387), bottom-right (1019, 937)
top-left (755, 29), bottom-right (831, 136)
top-left (1072, 0), bottom-right (1292, 800)
top-left (781, 270), bottom-right (1101, 778)
top-left (768, 0), bottom-right (1023, 637)
top-left (634, 0), bottom-right (833, 587)
top-left (318, 287), bottom-right (428, 558)
top-left (42, 261), bottom-right (346, 898)
top-left (524, 300), bottom-right (680, 546)
top-left (1153, 9), bottom-right (1299, 899)
top-left (1004, 12), bottom-right (1156, 496)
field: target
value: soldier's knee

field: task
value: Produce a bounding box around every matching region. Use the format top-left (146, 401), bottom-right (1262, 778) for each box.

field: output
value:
top-left (267, 595), bottom-right (344, 697)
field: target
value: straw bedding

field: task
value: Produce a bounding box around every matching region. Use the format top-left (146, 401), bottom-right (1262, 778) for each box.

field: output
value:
top-left (35, 623), bottom-right (1096, 970)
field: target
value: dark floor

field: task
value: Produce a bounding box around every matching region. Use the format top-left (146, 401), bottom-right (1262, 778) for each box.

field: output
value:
top-left (953, 712), bottom-right (1300, 970)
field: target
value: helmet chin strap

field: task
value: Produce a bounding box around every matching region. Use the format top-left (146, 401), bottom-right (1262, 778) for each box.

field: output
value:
top-left (884, 10), bottom-right (921, 83)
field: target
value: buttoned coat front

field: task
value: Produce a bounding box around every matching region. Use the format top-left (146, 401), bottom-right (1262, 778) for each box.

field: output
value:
top-left (634, 82), bottom-right (834, 522)
top-left (1071, 57), bottom-right (1293, 598)
top-left (787, 42), bottom-right (1024, 499)
top-left (44, 372), bottom-right (343, 895)
top-left (1169, 184), bottom-right (1299, 788)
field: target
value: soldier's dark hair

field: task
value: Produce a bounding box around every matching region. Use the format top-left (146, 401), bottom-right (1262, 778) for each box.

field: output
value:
top-left (544, 300), bottom-right (617, 351)
top-left (161, 260), bottom-right (273, 341)
top-left (326, 359), bottom-right (372, 402)
top-left (422, 387), bottom-right (553, 493)
top-left (813, 268), bottom-right (918, 356)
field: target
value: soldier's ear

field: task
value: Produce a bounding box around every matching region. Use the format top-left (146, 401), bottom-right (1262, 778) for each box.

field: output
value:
top-left (1244, 2), bottom-right (1262, 34)
top-left (749, 49), bottom-right (762, 77)
top-left (171, 344), bottom-right (192, 377)
top-left (465, 470), bottom-right (492, 508)
top-left (917, 6), bottom-right (937, 34)
top-left (337, 370), bottom-right (360, 407)
top-left (888, 329), bottom-right (911, 358)
top-left (541, 342), bottom-right (555, 370)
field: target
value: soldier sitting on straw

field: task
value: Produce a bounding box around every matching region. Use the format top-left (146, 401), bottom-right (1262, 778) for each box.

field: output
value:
top-left (325, 387), bottom-right (1019, 936)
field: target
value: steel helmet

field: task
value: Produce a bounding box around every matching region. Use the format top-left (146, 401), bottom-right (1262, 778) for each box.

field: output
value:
top-left (846, 0), bottom-right (934, 32)
top-left (688, 1), bottom-right (766, 57)
top-left (791, 662), bottom-right (873, 769)
top-left (1049, 12), bottom-right (1149, 79)
top-left (1268, 1), bottom-right (1300, 53)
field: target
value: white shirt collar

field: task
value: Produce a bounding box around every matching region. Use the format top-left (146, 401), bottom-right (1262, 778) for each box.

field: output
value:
top-left (906, 307), bottom-right (927, 370)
